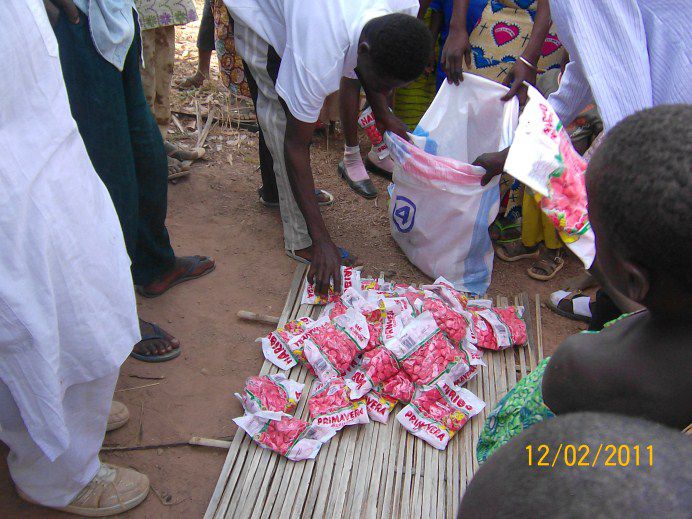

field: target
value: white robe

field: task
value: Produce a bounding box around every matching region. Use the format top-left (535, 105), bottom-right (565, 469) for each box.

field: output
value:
top-left (0, 0), bottom-right (139, 464)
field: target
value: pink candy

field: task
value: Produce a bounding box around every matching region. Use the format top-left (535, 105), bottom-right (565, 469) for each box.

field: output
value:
top-left (308, 378), bottom-right (369, 430)
top-left (472, 307), bottom-right (527, 350)
top-left (493, 307), bottom-right (528, 346)
top-left (346, 347), bottom-right (399, 399)
top-left (379, 370), bottom-right (415, 403)
top-left (400, 331), bottom-right (463, 386)
top-left (301, 267), bottom-right (361, 305)
top-left (235, 374), bottom-right (304, 419)
top-left (305, 322), bottom-right (359, 379)
top-left (421, 297), bottom-right (468, 345)
top-left (257, 417), bottom-right (308, 455)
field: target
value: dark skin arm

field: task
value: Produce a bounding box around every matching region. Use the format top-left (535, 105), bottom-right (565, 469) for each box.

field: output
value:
top-left (441, 0), bottom-right (471, 85)
top-left (427, 9), bottom-right (443, 76)
top-left (43, 0), bottom-right (80, 26)
top-left (280, 98), bottom-right (342, 296)
top-left (541, 336), bottom-right (595, 414)
top-left (501, 0), bottom-right (552, 103)
top-left (355, 69), bottom-right (410, 142)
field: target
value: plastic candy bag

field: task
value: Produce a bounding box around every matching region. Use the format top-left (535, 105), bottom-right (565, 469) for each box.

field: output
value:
top-left (234, 374), bottom-right (304, 420)
top-left (301, 266), bottom-right (361, 305)
top-left (258, 317), bottom-right (315, 370)
top-left (234, 414), bottom-right (335, 461)
top-left (378, 370), bottom-right (415, 403)
top-left (302, 310), bottom-right (369, 382)
top-left (308, 378), bottom-right (369, 430)
top-left (504, 85), bottom-right (595, 267)
top-left (385, 312), bottom-right (469, 387)
top-left (415, 296), bottom-right (469, 346)
top-left (364, 391), bottom-right (398, 423)
top-left (345, 346), bottom-right (399, 399)
top-left (397, 382), bottom-right (485, 450)
top-left (473, 307), bottom-right (526, 350)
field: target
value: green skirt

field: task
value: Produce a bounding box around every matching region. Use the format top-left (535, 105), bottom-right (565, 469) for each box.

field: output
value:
top-left (476, 357), bottom-right (554, 463)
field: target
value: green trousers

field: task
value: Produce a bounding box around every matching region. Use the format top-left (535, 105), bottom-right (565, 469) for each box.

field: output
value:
top-left (54, 11), bottom-right (175, 285)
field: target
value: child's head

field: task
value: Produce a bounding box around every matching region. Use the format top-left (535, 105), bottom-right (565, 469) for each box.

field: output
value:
top-left (357, 14), bottom-right (433, 95)
top-left (586, 105), bottom-right (692, 310)
top-left (459, 412), bottom-right (691, 518)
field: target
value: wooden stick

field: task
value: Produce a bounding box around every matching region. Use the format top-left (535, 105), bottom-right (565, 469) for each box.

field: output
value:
top-left (115, 381), bottom-right (161, 392)
top-left (189, 437), bottom-right (232, 449)
top-left (197, 108), bottom-right (217, 149)
top-left (102, 437), bottom-right (233, 452)
top-left (237, 310), bottom-right (280, 325)
top-left (128, 374), bottom-right (165, 381)
top-left (195, 100), bottom-right (203, 142)
top-left (172, 114), bottom-right (187, 135)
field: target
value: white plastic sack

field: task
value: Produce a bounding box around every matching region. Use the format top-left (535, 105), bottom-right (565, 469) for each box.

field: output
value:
top-left (386, 74), bottom-right (519, 295)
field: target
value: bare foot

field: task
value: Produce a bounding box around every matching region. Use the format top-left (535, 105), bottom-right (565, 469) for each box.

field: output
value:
top-left (176, 71), bottom-right (207, 90)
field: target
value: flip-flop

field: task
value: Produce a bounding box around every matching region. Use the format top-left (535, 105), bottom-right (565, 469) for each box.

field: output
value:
top-left (527, 256), bottom-right (565, 281)
top-left (546, 290), bottom-right (592, 323)
top-left (495, 242), bottom-right (540, 262)
top-left (130, 322), bottom-right (181, 362)
top-left (259, 189), bottom-right (334, 208)
top-left (285, 247), bottom-right (357, 266)
top-left (136, 255), bottom-right (215, 298)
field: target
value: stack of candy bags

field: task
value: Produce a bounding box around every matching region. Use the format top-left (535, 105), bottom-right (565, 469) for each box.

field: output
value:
top-left (234, 267), bottom-right (528, 460)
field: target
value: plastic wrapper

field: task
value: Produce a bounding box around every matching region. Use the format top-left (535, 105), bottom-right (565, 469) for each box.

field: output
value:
top-left (301, 310), bottom-right (369, 382)
top-left (308, 378), bottom-right (369, 430)
top-left (301, 266), bottom-right (361, 305)
top-left (258, 317), bottom-right (315, 370)
top-left (415, 296), bottom-right (469, 346)
top-left (504, 84), bottom-right (595, 267)
top-left (233, 414), bottom-right (336, 461)
top-left (378, 370), bottom-right (415, 403)
top-left (473, 307), bottom-right (526, 350)
top-left (420, 276), bottom-right (469, 312)
top-left (385, 312), bottom-right (469, 387)
top-left (397, 382), bottom-right (485, 450)
top-left (234, 374), bottom-right (304, 420)
top-left (345, 346), bottom-right (399, 399)
top-left (364, 391), bottom-right (398, 423)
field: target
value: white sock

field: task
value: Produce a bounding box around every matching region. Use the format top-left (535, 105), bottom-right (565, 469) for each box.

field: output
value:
top-left (367, 147), bottom-right (394, 172)
top-left (343, 145), bottom-right (370, 182)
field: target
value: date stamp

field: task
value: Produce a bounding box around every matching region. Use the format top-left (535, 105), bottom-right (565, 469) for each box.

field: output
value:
top-left (526, 444), bottom-right (654, 468)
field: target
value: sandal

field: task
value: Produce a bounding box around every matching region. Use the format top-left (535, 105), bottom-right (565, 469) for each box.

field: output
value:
top-left (495, 242), bottom-right (540, 262)
top-left (547, 290), bottom-right (592, 323)
top-left (489, 218), bottom-right (521, 243)
top-left (527, 256), bottom-right (565, 281)
top-left (130, 322), bottom-right (181, 362)
top-left (136, 255), bottom-right (216, 298)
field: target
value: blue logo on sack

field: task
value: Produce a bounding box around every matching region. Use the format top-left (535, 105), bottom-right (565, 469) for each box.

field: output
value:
top-left (393, 196), bottom-right (416, 233)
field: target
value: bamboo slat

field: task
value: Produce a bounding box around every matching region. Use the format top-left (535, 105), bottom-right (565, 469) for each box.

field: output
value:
top-left (205, 267), bottom-right (545, 518)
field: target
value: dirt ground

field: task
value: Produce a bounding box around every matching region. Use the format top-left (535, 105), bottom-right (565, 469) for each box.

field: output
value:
top-left (0, 6), bottom-right (587, 517)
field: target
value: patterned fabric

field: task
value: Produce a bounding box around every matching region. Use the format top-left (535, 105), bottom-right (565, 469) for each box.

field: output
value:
top-left (135, 0), bottom-right (197, 30)
top-left (212, 0), bottom-right (250, 97)
top-left (476, 357), bottom-right (554, 463)
top-left (393, 9), bottom-right (438, 129)
top-left (467, 0), bottom-right (564, 83)
top-left (140, 26), bottom-right (175, 128)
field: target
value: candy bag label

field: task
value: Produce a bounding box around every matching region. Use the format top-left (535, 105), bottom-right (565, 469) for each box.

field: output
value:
top-left (365, 391), bottom-right (398, 424)
top-left (308, 378), bottom-right (369, 430)
top-left (476, 309), bottom-right (512, 349)
top-left (258, 317), bottom-right (314, 370)
top-left (301, 266), bottom-right (361, 305)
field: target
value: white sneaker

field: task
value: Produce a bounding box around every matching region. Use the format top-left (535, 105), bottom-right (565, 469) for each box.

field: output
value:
top-left (17, 463), bottom-right (150, 517)
top-left (106, 400), bottom-right (129, 432)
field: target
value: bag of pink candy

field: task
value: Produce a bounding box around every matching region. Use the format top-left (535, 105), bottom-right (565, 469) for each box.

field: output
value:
top-left (504, 84), bottom-right (595, 268)
top-left (257, 316), bottom-right (315, 370)
top-left (301, 266), bottom-right (361, 305)
top-left (308, 377), bottom-right (368, 431)
top-left (233, 414), bottom-right (335, 461)
top-left (234, 373), bottom-right (304, 420)
top-left (397, 380), bottom-right (485, 450)
top-left (471, 307), bottom-right (527, 351)
top-left (300, 309), bottom-right (370, 382)
top-left (384, 312), bottom-right (470, 388)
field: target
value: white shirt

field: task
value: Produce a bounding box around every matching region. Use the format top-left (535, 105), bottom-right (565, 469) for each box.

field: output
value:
top-left (0, 0), bottom-right (139, 461)
top-left (547, 0), bottom-right (692, 131)
top-left (226, 0), bottom-right (418, 122)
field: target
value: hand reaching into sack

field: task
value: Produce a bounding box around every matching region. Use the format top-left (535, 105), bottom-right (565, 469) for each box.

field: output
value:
top-left (475, 148), bottom-right (510, 186)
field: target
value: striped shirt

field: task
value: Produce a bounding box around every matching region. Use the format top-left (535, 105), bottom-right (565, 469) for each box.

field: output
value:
top-left (547, 0), bottom-right (692, 131)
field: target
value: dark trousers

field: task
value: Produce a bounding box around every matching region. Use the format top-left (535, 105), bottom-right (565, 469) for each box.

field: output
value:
top-left (54, 12), bottom-right (175, 285)
top-left (197, 0), bottom-right (215, 52)
top-left (588, 289), bottom-right (623, 331)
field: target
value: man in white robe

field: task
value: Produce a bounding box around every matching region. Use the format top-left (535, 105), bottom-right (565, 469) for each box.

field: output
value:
top-left (0, 0), bottom-right (149, 515)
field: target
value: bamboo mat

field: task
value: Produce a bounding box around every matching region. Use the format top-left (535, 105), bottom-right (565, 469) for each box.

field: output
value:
top-left (205, 265), bottom-right (544, 519)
